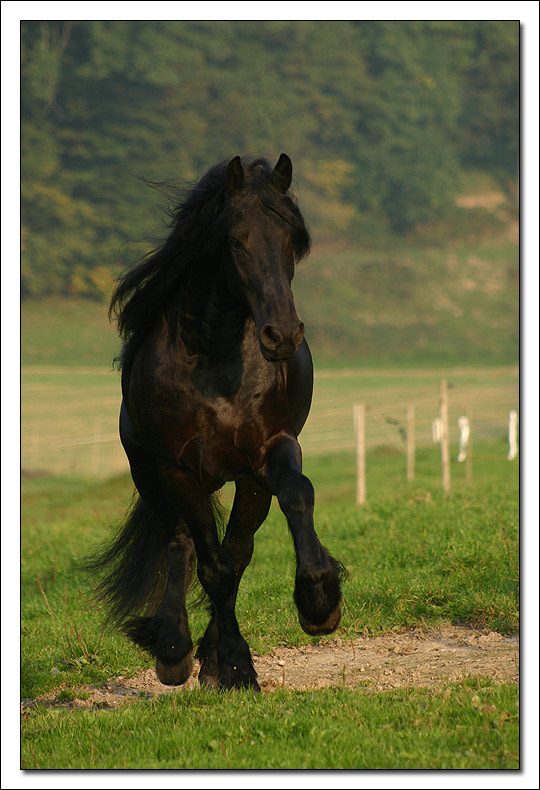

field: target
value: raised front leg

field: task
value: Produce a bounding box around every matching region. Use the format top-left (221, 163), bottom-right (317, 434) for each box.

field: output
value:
top-left (262, 436), bottom-right (345, 635)
top-left (197, 478), bottom-right (272, 690)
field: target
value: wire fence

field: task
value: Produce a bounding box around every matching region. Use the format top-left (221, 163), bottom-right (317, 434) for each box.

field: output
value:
top-left (21, 367), bottom-right (519, 479)
top-left (350, 379), bottom-right (519, 503)
top-left (301, 376), bottom-right (519, 460)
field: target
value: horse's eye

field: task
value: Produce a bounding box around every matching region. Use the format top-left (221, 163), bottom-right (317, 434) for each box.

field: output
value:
top-left (229, 239), bottom-right (244, 253)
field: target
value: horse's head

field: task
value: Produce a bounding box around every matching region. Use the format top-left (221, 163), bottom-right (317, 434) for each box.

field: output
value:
top-left (224, 154), bottom-right (310, 362)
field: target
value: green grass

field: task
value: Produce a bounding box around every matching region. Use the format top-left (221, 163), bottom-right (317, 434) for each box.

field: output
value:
top-left (21, 296), bottom-right (118, 368)
top-left (21, 444), bottom-right (518, 694)
top-left (21, 683), bottom-right (518, 770)
top-left (295, 236), bottom-right (518, 368)
top-left (19, 443), bottom-right (519, 769)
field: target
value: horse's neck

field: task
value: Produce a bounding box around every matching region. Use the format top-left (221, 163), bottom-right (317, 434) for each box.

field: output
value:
top-left (176, 271), bottom-right (248, 358)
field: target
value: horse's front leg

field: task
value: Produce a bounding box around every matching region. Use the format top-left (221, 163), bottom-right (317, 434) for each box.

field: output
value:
top-left (197, 478), bottom-right (272, 689)
top-left (262, 436), bottom-right (345, 636)
top-left (160, 467), bottom-right (260, 691)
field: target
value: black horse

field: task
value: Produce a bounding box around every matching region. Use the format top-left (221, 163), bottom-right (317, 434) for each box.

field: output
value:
top-left (91, 154), bottom-right (345, 691)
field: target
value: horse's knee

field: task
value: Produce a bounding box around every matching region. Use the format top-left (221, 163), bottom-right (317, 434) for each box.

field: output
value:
top-left (278, 473), bottom-right (314, 520)
top-left (197, 551), bottom-right (235, 603)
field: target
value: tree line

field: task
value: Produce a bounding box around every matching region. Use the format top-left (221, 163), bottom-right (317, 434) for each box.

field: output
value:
top-left (21, 20), bottom-right (518, 299)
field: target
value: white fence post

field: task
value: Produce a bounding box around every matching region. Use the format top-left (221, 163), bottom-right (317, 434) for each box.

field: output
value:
top-left (457, 416), bottom-right (470, 463)
top-left (440, 379), bottom-right (451, 495)
top-left (508, 410), bottom-right (518, 460)
top-left (354, 403), bottom-right (366, 505)
top-left (466, 406), bottom-right (472, 485)
top-left (432, 418), bottom-right (443, 442)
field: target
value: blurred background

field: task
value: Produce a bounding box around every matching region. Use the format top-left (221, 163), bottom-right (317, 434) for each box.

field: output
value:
top-left (20, 19), bottom-right (519, 479)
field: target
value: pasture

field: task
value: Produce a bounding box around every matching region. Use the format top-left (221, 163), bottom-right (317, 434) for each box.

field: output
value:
top-left (20, 300), bottom-right (520, 770)
top-left (20, 371), bottom-right (519, 768)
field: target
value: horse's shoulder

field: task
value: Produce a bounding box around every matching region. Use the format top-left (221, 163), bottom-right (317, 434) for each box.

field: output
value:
top-left (285, 339), bottom-right (313, 435)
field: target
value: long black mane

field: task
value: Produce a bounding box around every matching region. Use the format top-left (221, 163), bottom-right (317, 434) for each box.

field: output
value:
top-left (110, 157), bottom-right (311, 369)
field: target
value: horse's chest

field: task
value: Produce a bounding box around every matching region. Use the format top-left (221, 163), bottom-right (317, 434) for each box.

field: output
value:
top-left (138, 360), bottom-right (290, 486)
top-left (192, 378), bottom-right (289, 447)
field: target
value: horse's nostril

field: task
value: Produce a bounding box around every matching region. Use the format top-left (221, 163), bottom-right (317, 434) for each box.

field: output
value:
top-left (261, 324), bottom-right (283, 350)
top-left (294, 322), bottom-right (305, 347)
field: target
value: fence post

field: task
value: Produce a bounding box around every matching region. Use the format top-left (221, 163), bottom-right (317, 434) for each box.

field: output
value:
top-left (466, 406), bottom-right (472, 485)
top-left (354, 403), bottom-right (366, 505)
top-left (508, 410), bottom-right (518, 460)
top-left (407, 404), bottom-right (415, 483)
top-left (457, 415), bottom-right (470, 463)
top-left (440, 379), bottom-right (451, 495)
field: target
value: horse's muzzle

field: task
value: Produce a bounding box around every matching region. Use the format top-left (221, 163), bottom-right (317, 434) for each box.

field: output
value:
top-left (259, 321), bottom-right (304, 361)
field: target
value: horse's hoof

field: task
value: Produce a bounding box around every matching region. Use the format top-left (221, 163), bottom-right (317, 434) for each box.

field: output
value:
top-left (298, 602), bottom-right (342, 636)
top-left (198, 654), bottom-right (220, 690)
top-left (205, 663), bottom-right (260, 692)
top-left (222, 661), bottom-right (260, 692)
top-left (220, 673), bottom-right (261, 693)
top-left (198, 671), bottom-right (220, 690)
top-left (155, 654), bottom-right (193, 686)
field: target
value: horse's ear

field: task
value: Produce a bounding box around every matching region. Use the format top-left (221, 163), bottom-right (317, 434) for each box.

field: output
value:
top-left (273, 153), bottom-right (292, 193)
top-left (226, 156), bottom-right (244, 195)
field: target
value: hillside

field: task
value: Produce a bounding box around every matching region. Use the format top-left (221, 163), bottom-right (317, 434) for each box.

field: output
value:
top-left (295, 222), bottom-right (518, 367)
top-left (21, 186), bottom-right (518, 369)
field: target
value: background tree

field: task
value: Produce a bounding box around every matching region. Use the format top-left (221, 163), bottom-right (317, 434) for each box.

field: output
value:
top-left (20, 20), bottom-right (519, 299)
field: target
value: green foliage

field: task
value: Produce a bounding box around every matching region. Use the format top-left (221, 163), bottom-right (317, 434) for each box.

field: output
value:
top-left (347, 22), bottom-right (462, 231)
top-left (454, 21), bottom-right (519, 192)
top-left (20, 21), bottom-right (518, 298)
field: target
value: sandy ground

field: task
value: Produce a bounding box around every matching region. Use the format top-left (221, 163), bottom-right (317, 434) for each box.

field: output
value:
top-left (22, 626), bottom-right (519, 711)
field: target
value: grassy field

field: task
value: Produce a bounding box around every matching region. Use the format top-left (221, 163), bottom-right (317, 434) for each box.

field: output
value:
top-left (17, 245), bottom-right (521, 771)
top-left (294, 235), bottom-right (519, 368)
top-left (21, 684), bottom-right (518, 770)
top-left (19, 443), bottom-right (519, 769)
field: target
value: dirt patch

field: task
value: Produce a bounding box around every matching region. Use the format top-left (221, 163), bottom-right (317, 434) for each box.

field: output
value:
top-left (455, 192), bottom-right (507, 211)
top-left (22, 626), bottom-right (519, 712)
top-left (256, 626), bottom-right (518, 693)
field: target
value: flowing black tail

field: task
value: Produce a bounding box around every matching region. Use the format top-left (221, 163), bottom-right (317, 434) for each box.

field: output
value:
top-left (83, 494), bottom-right (169, 627)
